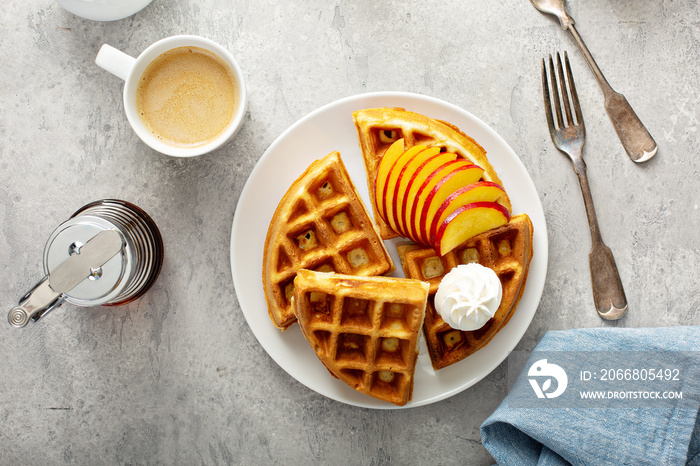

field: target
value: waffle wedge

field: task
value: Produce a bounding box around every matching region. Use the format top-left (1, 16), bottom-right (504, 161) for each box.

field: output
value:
top-left (263, 151), bottom-right (394, 330)
top-left (292, 269), bottom-right (429, 406)
top-left (398, 213), bottom-right (533, 370)
top-left (352, 107), bottom-right (512, 239)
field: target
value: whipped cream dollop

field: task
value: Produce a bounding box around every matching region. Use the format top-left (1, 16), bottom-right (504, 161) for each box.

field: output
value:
top-left (434, 263), bottom-right (502, 331)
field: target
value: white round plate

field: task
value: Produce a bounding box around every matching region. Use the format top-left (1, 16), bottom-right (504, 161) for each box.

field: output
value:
top-left (231, 91), bottom-right (548, 409)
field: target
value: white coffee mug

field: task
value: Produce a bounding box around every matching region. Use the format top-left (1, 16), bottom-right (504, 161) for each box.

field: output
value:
top-left (96, 35), bottom-right (247, 157)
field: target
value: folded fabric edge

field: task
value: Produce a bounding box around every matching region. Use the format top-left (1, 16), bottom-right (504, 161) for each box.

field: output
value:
top-left (480, 326), bottom-right (700, 465)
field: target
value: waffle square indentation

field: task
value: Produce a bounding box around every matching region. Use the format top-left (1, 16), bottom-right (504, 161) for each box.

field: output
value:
top-left (340, 298), bottom-right (372, 328)
top-left (329, 210), bottom-right (353, 235)
top-left (420, 255), bottom-right (446, 280)
top-left (291, 226), bottom-right (320, 252)
top-left (376, 338), bottom-right (409, 368)
top-left (315, 179), bottom-right (335, 201)
top-left (380, 302), bottom-right (411, 333)
top-left (312, 330), bottom-right (332, 355)
top-left (307, 291), bottom-right (333, 324)
top-left (373, 128), bottom-right (403, 148)
top-left (370, 371), bottom-right (403, 394)
top-left (439, 329), bottom-right (465, 351)
top-left (336, 333), bottom-right (370, 364)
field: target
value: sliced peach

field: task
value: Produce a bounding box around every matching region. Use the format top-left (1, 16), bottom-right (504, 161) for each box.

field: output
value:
top-left (400, 153), bottom-right (460, 242)
top-left (433, 202), bottom-right (511, 256)
top-left (408, 159), bottom-right (477, 244)
top-left (427, 181), bottom-right (506, 245)
top-left (381, 144), bottom-right (428, 235)
top-left (373, 139), bottom-right (406, 222)
top-left (390, 146), bottom-right (442, 237)
top-left (416, 163), bottom-right (484, 244)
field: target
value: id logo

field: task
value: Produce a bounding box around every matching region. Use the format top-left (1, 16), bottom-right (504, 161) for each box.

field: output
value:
top-left (528, 359), bottom-right (568, 399)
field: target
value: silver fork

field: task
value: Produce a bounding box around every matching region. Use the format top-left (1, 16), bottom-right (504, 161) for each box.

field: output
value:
top-left (542, 52), bottom-right (628, 320)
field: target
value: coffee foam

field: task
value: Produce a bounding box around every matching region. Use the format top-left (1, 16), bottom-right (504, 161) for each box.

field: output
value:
top-left (136, 47), bottom-right (238, 148)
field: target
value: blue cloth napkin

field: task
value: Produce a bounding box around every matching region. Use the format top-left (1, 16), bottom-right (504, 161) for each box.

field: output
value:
top-left (481, 327), bottom-right (700, 466)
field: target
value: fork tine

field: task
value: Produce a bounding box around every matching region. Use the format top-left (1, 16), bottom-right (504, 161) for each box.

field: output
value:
top-left (541, 58), bottom-right (556, 132)
top-left (548, 55), bottom-right (564, 129)
top-left (556, 52), bottom-right (574, 127)
top-left (564, 51), bottom-right (584, 127)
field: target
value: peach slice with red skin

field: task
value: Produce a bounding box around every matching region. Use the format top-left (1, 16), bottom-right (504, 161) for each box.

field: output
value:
top-left (415, 163), bottom-right (485, 244)
top-left (389, 147), bottom-right (444, 237)
top-left (407, 159), bottom-right (480, 244)
top-left (374, 139), bottom-right (407, 222)
top-left (433, 201), bottom-right (511, 256)
top-left (397, 151), bottom-right (459, 239)
top-left (379, 144), bottom-right (429, 235)
top-left (374, 142), bottom-right (511, 253)
top-left (428, 181), bottom-right (506, 246)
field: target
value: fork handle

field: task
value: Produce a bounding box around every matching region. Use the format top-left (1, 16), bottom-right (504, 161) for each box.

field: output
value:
top-left (589, 241), bottom-right (628, 320)
top-left (573, 160), bottom-right (629, 320)
top-left (568, 25), bottom-right (657, 163)
top-left (604, 91), bottom-right (658, 163)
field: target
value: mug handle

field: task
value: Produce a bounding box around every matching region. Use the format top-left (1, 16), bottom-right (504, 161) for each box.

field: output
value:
top-left (95, 44), bottom-right (136, 81)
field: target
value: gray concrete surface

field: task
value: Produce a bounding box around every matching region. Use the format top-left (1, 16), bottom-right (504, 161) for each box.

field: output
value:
top-left (1, 1), bottom-right (698, 464)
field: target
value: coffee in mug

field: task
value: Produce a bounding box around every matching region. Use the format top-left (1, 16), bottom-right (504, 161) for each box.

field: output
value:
top-left (96, 35), bottom-right (247, 157)
top-left (135, 46), bottom-right (239, 148)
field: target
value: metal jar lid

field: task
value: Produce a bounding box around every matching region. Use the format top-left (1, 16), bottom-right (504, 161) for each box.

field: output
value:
top-left (43, 215), bottom-right (131, 306)
top-left (8, 199), bottom-right (164, 328)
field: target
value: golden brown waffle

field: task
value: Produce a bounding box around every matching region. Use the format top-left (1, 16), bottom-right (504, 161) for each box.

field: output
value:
top-left (292, 269), bottom-right (429, 406)
top-left (263, 151), bottom-right (395, 330)
top-left (352, 107), bottom-right (512, 239)
top-left (398, 213), bottom-right (533, 370)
